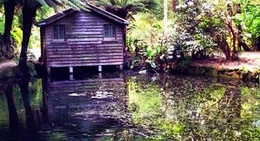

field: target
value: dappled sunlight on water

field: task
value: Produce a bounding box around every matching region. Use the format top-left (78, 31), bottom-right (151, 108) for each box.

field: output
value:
top-left (0, 73), bottom-right (259, 140)
top-left (128, 74), bottom-right (260, 140)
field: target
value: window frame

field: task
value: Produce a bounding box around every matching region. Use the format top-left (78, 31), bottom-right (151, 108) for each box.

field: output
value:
top-left (103, 24), bottom-right (116, 40)
top-left (53, 24), bottom-right (66, 41)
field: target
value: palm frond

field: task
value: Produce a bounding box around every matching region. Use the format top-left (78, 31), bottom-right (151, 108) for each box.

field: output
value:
top-left (45, 0), bottom-right (59, 11)
top-left (36, 0), bottom-right (48, 6)
top-left (110, 0), bottom-right (116, 5)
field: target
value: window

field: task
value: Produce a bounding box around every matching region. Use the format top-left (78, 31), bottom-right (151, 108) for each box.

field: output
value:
top-left (53, 25), bottom-right (65, 40)
top-left (103, 24), bottom-right (116, 39)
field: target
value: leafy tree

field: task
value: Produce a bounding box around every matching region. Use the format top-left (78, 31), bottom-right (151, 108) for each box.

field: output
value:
top-left (168, 0), bottom-right (250, 61)
top-left (94, 0), bottom-right (158, 19)
top-left (0, 7), bottom-right (4, 32)
top-left (198, 1), bottom-right (239, 60)
top-left (235, 0), bottom-right (260, 50)
top-left (2, 0), bottom-right (15, 45)
top-left (0, 0), bottom-right (17, 60)
top-left (169, 0), bottom-right (209, 58)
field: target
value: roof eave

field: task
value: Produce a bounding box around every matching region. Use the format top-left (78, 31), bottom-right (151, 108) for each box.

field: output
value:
top-left (37, 9), bottom-right (77, 27)
top-left (37, 3), bottom-right (130, 27)
top-left (37, 22), bottom-right (46, 26)
top-left (87, 4), bottom-right (129, 25)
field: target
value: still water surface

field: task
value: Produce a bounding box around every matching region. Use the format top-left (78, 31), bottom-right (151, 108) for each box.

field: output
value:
top-left (0, 72), bottom-right (259, 140)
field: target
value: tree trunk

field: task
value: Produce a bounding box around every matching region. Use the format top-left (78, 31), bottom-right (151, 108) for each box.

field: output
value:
top-left (19, 7), bottom-right (37, 67)
top-left (224, 43), bottom-right (232, 61)
top-left (219, 43), bottom-right (232, 61)
top-left (237, 22), bottom-right (251, 51)
top-left (216, 35), bottom-right (232, 61)
top-left (257, 36), bottom-right (260, 51)
top-left (227, 19), bottom-right (238, 59)
top-left (238, 41), bottom-right (251, 51)
top-left (163, 0), bottom-right (168, 34)
top-left (3, 1), bottom-right (15, 45)
top-left (172, 0), bottom-right (178, 12)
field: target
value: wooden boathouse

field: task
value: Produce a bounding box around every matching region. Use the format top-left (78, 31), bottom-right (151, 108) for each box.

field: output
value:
top-left (38, 4), bottom-right (129, 74)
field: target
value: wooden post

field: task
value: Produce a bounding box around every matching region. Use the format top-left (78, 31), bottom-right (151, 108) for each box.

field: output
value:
top-left (47, 67), bottom-right (51, 75)
top-left (70, 74), bottom-right (74, 80)
top-left (119, 65), bottom-right (123, 70)
top-left (69, 67), bottom-right (73, 74)
top-left (47, 75), bottom-right (51, 82)
top-left (98, 73), bottom-right (102, 79)
top-left (98, 66), bottom-right (102, 72)
top-left (69, 67), bottom-right (73, 80)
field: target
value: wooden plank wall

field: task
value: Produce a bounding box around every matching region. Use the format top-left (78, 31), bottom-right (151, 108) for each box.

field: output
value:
top-left (44, 12), bottom-right (124, 68)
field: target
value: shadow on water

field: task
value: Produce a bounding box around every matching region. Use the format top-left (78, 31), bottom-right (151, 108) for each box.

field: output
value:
top-left (4, 79), bottom-right (19, 130)
top-left (0, 69), bottom-right (259, 140)
top-left (0, 77), bottom-right (40, 140)
top-left (0, 71), bottom-right (132, 140)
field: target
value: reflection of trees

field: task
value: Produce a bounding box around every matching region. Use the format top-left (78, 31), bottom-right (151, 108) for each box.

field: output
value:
top-left (197, 86), bottom-right (242, 140)
top-left (3, 80), bottom-right (19, 130)
top-left (41, 78), bottom-right (48, 121)
top-left (130, 74), bottom-right (259, 140)
top-left (162, 77), bottom-right (243, 140)
top-left (163, 77), bottom-right (259, 140)
top-left (0, 77), bottom-right (41, 139)
top-left (18, 78), bottom-right (36, 133)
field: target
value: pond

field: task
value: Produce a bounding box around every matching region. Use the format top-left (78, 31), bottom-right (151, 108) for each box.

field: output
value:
top-left (0, 72), bottom-right (259, 141)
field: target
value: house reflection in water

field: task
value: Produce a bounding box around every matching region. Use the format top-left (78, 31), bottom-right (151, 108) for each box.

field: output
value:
top-left (43, 75), bottom-right (129, 139)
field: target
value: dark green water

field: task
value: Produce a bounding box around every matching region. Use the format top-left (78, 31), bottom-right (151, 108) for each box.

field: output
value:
top-left (0, 72), bottom-right (259, 141)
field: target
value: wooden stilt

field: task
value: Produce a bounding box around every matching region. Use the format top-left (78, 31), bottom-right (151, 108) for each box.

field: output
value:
top-left (69, 67), bottom-right (73, 74)
top-left (119, 65), bottom-right (123, 70)
top-left (47, 67), bottom-right (51, 74)
top-left (98, 66), bottom-right (102, 72)
top-left (70, 74), bottom-right (74, 80)
top-left (69, 67), bottom-right (74, 80)
top-left (98, 73), bottom-right (102, 79)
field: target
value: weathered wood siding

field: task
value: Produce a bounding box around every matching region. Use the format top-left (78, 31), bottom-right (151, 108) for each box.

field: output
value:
top-left (43, 11), bottom-right (124, 68)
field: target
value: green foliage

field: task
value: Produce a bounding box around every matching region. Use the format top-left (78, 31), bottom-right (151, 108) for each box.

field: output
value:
top-left (128, 13), bottom-right (164, 48)
top-left (126, 75), bottom-right (260, 140)
top-left (235, 0), bottom-right (260, 43)
top-left (128, 77), bottom-right (162, 123)
top-left (11, 26), bottom-right (22, 46)
top-left (0, 6), bottom-right (22, 47)
top-left (28, 26), bottom-right (40, 49)
top-left (240, 86), bottom-right (260, 140)
top-left (0, 9), bottom-right (4, 33)
top-left (240, 87), bottom-right (260, 118)
top-left (127, 12), bottom-right (167, 69)
top-left (36, 6), bottom-right (54, 22)
top-left (28, 79), bottom-right (43, 108)
top-left (176, 1), bottom-right (217, 54)
top-left (94, 0), bottom-right (159, 19)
